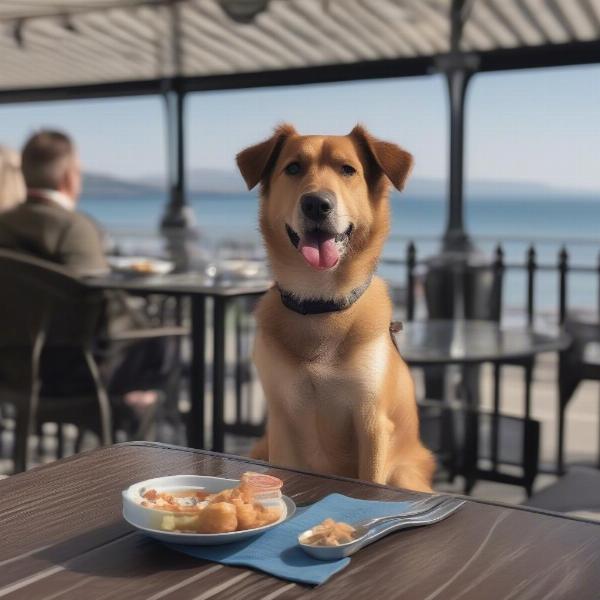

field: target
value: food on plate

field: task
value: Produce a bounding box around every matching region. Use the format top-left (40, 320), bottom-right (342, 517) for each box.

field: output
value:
top-left (140, 488), bottom-right (210, 511)
top-left (303, 518), bottom-right (357, 546)
top-left (130, 260), bottom-right (155, 273)
top-left (138, 472), bottom-right (284, 534)
top-left (194, 502), bottom-right (238, 534)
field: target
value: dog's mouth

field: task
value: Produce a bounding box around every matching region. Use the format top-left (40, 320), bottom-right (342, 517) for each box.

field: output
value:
top-left (285, 223), bottom-right (353, 270)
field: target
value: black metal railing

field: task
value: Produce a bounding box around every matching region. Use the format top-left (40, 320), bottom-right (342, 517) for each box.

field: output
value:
top-left (397, 242), bottom-right (600, 325)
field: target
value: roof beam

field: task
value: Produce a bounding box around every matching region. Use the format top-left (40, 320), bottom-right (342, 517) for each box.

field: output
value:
top-left (0, 38), bottom-right (599, 104)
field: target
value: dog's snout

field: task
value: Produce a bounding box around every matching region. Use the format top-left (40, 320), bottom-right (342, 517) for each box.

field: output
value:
top-left (300, 193), bottom-right (335, 223)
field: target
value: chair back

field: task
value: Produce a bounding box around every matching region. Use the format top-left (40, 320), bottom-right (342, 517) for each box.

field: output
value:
top-left (0, 249), bottom-right (104, 387)
top-left (424, 261), bottom-right (503, 322)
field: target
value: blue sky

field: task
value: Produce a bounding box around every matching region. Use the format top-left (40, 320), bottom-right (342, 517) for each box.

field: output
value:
top-left (1, 63), bottom-right (599, 192)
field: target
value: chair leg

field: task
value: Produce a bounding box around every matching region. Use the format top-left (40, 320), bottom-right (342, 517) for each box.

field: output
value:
top-left (83, 349), bottom-right (112, 447)
top-left (557, 395), bottom-right (567, 476)
top-left (597, 384), bottom-right (600, 470)
top-left (36, 422), bottom-right (44, 458)
top-left (14, 402), bottom-right (34, 473)
top-left (74, 427), bottom-right (85, 454)
top-left (56, 422), bottom-right (65, 459)
top-left (491, 364), bottom-right (501, 469)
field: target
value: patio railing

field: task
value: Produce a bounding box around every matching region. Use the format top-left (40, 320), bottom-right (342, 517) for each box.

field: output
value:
top-left (383, 242), bottom-right (600, 325)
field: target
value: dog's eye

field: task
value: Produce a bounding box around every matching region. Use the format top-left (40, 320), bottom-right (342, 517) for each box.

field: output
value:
top-left (341, 164), bottom-right (356, 176)
top-left (284, 162), bottom-right (301, 176)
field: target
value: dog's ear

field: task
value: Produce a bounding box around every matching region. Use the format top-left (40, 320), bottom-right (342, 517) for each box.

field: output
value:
top-left (350, 124), bottom-right (413, 191)
top-left (236, 123), bottom-right (297, 190)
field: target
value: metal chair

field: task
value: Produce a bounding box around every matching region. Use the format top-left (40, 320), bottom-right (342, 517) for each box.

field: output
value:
top-left (424, 258), bottom-right (503, 323)
top-left (558, 316), bottom-right (600, 473)
top-left (0, 249), bottom-right (189, 471)
top-left (0, 249), bottom-right (111, 472)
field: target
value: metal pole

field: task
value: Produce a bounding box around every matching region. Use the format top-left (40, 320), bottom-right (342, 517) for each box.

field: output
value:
top-left (439, 0), bottom-right (478, 253)
top-left (443, 66), bottom-right (472, 252)
top-left (161, 86), bottom-right (195, 229)
top-left (161, 0), bottom-right (195, 230)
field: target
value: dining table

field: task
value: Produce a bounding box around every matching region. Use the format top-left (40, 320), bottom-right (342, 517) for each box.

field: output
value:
top-left (394, 319), bottom-right (572, 489)
top-left (2, 442), bottom-right (600, 599)
top-left (85, 271), bottom-right (271, 452)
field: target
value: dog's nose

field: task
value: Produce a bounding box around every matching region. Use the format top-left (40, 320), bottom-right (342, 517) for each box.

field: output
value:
top-left (300, 193), bottom-right (335, 222)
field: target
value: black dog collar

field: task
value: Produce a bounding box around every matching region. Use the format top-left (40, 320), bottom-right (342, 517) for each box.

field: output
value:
top-left (277, 276), bottom-right (372, 315)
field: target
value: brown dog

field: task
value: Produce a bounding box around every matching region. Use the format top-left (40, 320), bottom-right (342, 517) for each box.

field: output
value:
top-left (236, 124), bottom-right (434, 492)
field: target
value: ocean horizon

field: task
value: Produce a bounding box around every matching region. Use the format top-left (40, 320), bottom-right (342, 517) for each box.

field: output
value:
top-left (81, 192), bottom-right (600, 317)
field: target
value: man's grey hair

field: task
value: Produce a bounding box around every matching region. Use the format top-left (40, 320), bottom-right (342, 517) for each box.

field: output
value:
top-left (21, 130), bottom-right (75, 190)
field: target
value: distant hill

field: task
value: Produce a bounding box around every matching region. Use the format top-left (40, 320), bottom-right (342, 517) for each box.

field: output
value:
top-left (84, 168), bottom-right (598, 200)
top-left (401, 177), bottom-right (598, 200)
top-left (83, 173), bottom-right (159, 196)
top-left (138, 168), bottom-right (246, 194)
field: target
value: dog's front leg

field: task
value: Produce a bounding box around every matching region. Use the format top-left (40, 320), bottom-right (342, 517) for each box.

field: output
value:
top-left (249, 434), bottom-right (269, 461)
top-left (355, 411), bottom-right (391, 485)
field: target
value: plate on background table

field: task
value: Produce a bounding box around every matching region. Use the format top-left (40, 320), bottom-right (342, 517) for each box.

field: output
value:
top-left (122, 475), bottom-right (296, 546)
top-left (108, 256), bottom-right (174, 275)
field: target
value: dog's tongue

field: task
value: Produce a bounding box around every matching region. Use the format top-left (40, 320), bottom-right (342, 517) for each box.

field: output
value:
top-left (299, 231), bottom-right (339, 269)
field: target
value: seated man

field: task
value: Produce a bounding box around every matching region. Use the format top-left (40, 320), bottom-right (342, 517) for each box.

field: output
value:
top-left (0, 130), bottom-right (183, 442)
top-left (0, 132), bottom-right (107, 275)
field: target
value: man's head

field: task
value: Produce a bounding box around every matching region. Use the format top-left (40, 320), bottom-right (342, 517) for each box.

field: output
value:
top-left (22, 130), bottom-right (82, 202)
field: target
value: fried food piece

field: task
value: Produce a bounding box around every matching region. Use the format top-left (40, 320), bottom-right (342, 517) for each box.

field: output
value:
top-left (210, 488), bottom-right (234, 503)
top-left (254, 504), bottom-right (282, 527)
top-left (209, 486), bottom-right (252, 504)
top-left (195, 502), bottom-right (238, 534)
top-left (234, 501), bottom-right (258, 530)
top-left (143, 489), bottom-right (159, 502)
top-left (304, 518), bottom-right (356, 546)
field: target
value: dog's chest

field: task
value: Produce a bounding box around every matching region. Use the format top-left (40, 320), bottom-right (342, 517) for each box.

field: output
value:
top-left (255, 331), bottom-right (390, 417)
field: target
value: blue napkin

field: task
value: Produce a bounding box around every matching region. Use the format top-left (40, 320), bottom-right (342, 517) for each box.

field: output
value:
top-left (167, 493), bottom-right (411, 586)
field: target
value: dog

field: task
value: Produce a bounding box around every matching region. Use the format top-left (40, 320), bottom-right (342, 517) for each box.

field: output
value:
top-left (236, 124), bottom-right (435, 492)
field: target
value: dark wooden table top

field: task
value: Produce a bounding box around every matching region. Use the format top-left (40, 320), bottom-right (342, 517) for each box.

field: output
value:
top-left (395, 319), bottom-right (571, 366)
top-left (2, 443), bottom-right (600, 599)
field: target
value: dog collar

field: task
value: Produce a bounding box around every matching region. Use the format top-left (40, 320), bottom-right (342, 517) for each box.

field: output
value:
top-left (276, 276), bottom-right (372, 315)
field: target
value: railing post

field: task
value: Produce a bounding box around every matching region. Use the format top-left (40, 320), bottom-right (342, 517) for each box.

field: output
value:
top-left (407, 241), bottom-right (416, 321)
top-left (527, 246), bottom-right (536, 327)
top-left (597, 251), bottom-right (600, 321)
top-left (493, 244), bottom-right (504, 322)
top-left (494, 244), bottom-right (504, 272)
top-left (558, 246), bottom-right (568, 325)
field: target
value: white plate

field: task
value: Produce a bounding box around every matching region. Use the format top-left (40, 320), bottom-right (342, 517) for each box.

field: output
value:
top-left (122, 475), bottom-right (296, 546)
top-left (108, 256), bottom-right (174, 275)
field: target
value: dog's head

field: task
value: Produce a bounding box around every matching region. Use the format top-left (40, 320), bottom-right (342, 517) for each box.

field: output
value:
top-left (237, 124), bottom-right (413, 296)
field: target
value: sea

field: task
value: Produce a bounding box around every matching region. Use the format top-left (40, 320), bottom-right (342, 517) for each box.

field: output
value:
top-left (80, 192), bottom-right (600, 318)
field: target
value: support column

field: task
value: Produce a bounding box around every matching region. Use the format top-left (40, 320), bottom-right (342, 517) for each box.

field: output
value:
top-left (161, 86), bottom-right (196, 230)
top-left (438, 0), bottom-right (479, 253)
top-left (443, 65), bottom-right (473, 253)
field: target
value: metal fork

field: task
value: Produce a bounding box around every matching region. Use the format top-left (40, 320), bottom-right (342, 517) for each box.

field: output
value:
top-left (351, 495), bottom-right (449, 531)
top-left (298, 497), bottom-right (465, 560)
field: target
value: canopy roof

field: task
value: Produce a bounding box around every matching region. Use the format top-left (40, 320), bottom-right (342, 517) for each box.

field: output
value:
top-left (1, 0), bottom-right (600, 102)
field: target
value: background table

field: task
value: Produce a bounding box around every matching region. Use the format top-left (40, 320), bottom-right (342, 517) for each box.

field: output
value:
top-left (395, 320), bottom-right (571, 487)
top-left (86, 272), bottom-right (271, 451)
top-left (2, 442), bottom-right (600, 599)
top-left (395, 319), bottom-right (570, 367)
